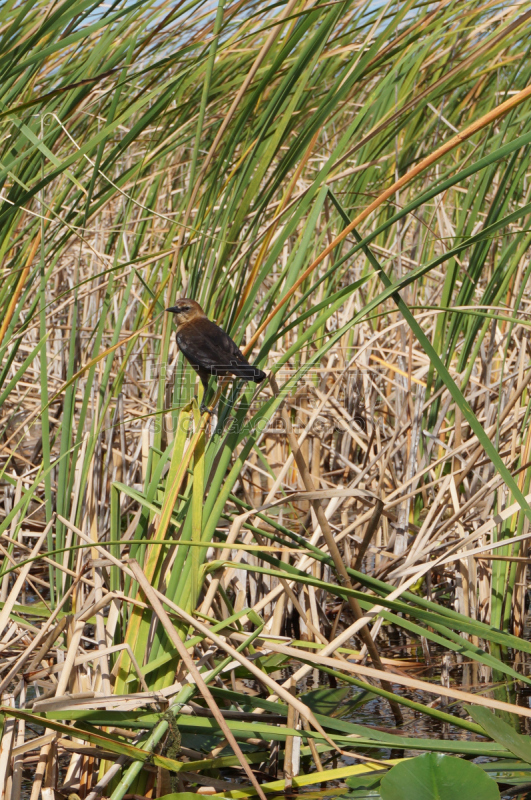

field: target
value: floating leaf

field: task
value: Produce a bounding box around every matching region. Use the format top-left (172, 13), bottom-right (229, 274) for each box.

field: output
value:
top-left (379, 753), bottom-right (500, 800)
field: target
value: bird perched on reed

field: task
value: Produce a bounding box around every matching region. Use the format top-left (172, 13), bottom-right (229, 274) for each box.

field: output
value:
top-left (166, 299), bottom-right (266, 411)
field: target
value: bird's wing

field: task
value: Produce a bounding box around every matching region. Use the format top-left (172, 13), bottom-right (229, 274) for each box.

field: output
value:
top-left (177, 319), bottom-right (247, 372)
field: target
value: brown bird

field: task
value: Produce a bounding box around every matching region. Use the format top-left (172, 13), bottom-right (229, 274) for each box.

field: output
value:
top-left (166, 299), bottom-right (266, 410)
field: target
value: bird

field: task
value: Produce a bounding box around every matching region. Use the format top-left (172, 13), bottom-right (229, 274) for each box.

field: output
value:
top-left (166, 298), bottom-right (266, 411)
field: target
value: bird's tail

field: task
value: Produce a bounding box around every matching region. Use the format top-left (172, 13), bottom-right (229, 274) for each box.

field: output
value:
top-left (231, 364), bottom-right (266, 383)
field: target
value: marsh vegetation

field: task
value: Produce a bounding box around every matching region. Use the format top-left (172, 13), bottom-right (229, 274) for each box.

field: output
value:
top-left (2, 0), bottom-right (531, 798)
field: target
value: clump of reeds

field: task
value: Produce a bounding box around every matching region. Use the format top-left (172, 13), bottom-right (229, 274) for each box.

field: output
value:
top-left (2, 0), bottom-right (531, 797)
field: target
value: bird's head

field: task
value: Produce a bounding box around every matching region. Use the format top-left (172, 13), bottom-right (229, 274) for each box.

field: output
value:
top-left (166, 298), bottom-right (206, 328)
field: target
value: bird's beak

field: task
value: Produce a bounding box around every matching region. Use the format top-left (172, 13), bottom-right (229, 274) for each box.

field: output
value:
top-left (166, 306), bottom-right (179, 313)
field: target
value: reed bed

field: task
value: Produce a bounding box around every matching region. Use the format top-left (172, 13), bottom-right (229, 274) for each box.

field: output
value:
top-left (3, 0), bottom-right (531, 797)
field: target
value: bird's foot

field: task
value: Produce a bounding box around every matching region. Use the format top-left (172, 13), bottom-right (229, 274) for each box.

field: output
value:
top-left (200, 402), bottom-right (213, 415)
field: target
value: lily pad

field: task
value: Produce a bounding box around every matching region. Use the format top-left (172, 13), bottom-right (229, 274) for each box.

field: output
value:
top-left (379, 752), bottom-right (500, 800)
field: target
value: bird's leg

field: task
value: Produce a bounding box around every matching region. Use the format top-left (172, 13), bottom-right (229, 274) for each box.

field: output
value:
top-left (199, 371), bottom-right (213, 414)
